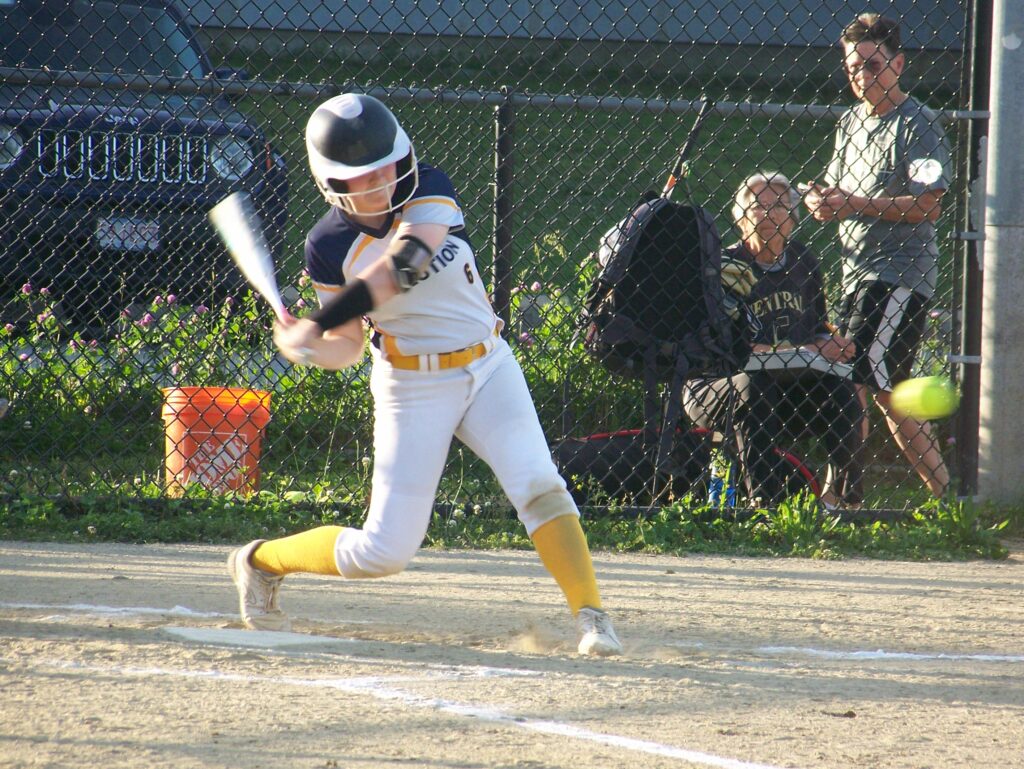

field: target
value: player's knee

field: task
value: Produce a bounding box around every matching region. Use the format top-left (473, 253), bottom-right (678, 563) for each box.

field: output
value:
top-left (335, 533), bottom-right (419, 579)
top-left (520, 487), bottom-right (578, 534)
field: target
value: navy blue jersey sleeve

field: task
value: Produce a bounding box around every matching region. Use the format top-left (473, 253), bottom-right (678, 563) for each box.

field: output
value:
top-left (304, 208), bottom-right (356, 290)
top-left (305, 233), bottom-right (343, 289)
top-left (413, 163), bottom-right (459, 200)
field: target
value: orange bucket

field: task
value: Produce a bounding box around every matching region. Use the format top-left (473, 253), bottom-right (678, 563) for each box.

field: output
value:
top-left (161, 387), bottom-right (272, 496)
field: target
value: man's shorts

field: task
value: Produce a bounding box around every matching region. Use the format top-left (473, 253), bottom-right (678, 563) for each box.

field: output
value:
top-left (838, 281), bottom-right (928, 392)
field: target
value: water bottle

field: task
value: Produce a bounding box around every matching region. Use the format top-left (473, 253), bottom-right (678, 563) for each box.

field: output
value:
top-left (708, 451), bottom-right (736, 508)
top-left (709, 464), bottom-right (725, 507)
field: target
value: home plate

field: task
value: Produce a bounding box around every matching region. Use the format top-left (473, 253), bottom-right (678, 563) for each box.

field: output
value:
top-left (164, 626), bottom-right (354, 649)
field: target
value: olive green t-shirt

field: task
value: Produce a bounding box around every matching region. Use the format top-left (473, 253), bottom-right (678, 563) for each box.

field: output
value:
top-left (824, 96), bottom-right (950, 299)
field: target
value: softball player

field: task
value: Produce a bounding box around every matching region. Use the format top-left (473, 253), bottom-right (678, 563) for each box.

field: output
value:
top-left (227, 93), bottom-right (622, 656)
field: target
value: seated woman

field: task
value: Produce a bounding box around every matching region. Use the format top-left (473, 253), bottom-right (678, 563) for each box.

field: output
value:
top-left (683, 172), bottom-right (865, 508)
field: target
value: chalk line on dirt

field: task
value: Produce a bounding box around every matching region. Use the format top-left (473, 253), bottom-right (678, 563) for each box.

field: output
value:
top-left (757, 646), bottom-right (1024, 663)
top-left (20, 656), bottom-right (806, 769)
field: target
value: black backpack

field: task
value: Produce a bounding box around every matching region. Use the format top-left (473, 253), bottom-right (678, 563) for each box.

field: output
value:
top-left (583, 192), bottom-right (749, 384)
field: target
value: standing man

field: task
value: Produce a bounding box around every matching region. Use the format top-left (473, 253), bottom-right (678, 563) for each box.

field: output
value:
top-left (804, 13), bottom-right (951, 497)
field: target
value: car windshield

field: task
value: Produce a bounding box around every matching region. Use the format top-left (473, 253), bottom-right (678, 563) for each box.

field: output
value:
top-left (0, 0), bottom-right (205, 77)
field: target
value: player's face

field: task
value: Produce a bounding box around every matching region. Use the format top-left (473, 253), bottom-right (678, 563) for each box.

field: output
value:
top-left (843, 41), bottom-right (903, 106)
top-left (744, 183), bottom-right (794, 242)
top-left (343, 163), bottom-right (399, 216)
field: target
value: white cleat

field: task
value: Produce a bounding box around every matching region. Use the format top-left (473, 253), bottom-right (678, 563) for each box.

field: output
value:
top-left (227, 540), bottom-right (291, 632)
top-left (576, 606), bottom-right (622, 656)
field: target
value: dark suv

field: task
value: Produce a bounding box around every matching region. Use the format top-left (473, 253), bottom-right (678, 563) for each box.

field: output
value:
top-left (0, 0), bottom-right (288, 333)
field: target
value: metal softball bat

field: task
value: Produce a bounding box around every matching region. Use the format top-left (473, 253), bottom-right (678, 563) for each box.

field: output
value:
top-left (208, 191), bottom-right (289, 322)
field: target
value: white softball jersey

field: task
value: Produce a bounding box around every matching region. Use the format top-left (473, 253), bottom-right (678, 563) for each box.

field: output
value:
top-left (306, 163), bottom-right (498, 355)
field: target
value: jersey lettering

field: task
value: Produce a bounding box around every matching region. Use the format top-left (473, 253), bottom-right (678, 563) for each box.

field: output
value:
top-left (420, 240), bottom-right (463, 281)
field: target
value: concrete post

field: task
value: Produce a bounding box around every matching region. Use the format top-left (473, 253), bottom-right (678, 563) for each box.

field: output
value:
top-left (978, 0), bottom-right (1024, 503)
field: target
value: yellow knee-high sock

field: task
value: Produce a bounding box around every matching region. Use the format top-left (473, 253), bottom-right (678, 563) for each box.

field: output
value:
top-left (530, 514), bottom-right (601, 615)
top-left (250, 526), bottom-right (343, 576)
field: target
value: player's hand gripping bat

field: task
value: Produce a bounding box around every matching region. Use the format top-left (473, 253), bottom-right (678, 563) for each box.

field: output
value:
top-left (208, 191), bottom-right (291, 322)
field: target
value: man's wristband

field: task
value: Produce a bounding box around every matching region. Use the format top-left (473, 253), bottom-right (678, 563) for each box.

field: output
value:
top-left (308, 278), bottom-right (374, 332)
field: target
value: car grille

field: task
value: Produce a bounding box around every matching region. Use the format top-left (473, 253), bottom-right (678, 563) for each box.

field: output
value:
top-left (35, 129), bottom-right (209, 184)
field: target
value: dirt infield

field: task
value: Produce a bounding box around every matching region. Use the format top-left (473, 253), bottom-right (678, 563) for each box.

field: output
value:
top-left (1, 540), bottom-right (1022, 769)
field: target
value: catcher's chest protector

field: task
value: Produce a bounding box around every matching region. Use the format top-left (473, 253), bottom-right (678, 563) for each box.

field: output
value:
top-left (584, 194), bottom-right (747, 381)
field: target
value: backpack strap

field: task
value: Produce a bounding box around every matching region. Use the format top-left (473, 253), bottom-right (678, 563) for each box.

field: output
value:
top-left (655, 351), bottom-right (691, 477)
top-left (693, 205), bottom-right (735, 358)
top-left (641, 343), bottom-right (660, 455)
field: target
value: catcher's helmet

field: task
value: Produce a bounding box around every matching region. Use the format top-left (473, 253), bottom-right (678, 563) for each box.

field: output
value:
top-left (305, 93), bottom-right (418, 215)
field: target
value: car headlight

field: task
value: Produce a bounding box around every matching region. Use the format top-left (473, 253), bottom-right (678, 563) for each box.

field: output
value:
top-left (209, 134), bottom-right (254, 180)
top-left (0, 124), bottom-right (25, 170)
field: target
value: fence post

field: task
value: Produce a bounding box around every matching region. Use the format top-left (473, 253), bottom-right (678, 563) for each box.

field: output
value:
top-left (979, 0), bottom-right (1024, 503)
top-left (493, 86), bottom-right (515, 329)
top-left (955, 0), bottom-right (992, 498)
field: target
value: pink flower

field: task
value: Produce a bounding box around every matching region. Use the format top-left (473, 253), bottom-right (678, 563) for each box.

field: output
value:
top-left (195, 304), bottom-right (209, 315)
top-left (171, 362), bottom-right (181, 376)
top-left (120, 309), bottom-right (131, 319)
top-left (3, 323), bottom-right (14, 333)
top-left (153, 295), bottom-right (163, 305)
top-left (36, 312), bottom-right (50, 324)
top-left (225, 296), bottom-right (235, 306)
top-left (89, 340), bottom-right (98, 348)
top-left (530, 281), bottom-right (542, 292)
top-left (18, 353), bottom-right (29, 361)
top-left (139, 313), bottom-right (155, 328)
top-left (298, 274), bottom-right (310, 287)
top-left (39, 286), bottom-right (50, 296)
top-left (166, 294), bottom-right (176, 304)
top-left (69, 339), bottom-right (79, 351)
top-left (929, 309), bottom-right (942, 319)
top-left (296, 298), bottom-right (307, 309)
top-left (946, 437), bottom-right (957, 446)
top-left (20, 283), bottom-right (31, 294)
top-left (518, 331), bottom-right (535, 348)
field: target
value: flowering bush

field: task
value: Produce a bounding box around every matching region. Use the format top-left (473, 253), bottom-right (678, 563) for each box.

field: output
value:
top-left (0, 280), bottom-right (373, 497)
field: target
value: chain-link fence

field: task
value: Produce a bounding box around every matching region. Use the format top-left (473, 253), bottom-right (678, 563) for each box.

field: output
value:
top-left (0, 0), bottom-right (979, 516)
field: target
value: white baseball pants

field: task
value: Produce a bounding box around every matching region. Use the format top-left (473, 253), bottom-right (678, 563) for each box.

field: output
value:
top-left (333, 339), bottom-right (577, 578)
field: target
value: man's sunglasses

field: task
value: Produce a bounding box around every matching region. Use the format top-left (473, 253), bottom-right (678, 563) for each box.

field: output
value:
top-left (845, 57), bottom-right (888, 76)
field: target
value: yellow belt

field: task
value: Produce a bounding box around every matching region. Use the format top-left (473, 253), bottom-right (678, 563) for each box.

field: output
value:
top-left (381, 327), bottom-right (499, 371)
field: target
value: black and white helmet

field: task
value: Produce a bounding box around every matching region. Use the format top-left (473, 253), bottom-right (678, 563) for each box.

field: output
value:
top-left (305, 93), bottom-right (418, 215)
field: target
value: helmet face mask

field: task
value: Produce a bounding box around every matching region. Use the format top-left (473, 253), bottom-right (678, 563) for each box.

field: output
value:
top-left (318, 153), bottom-right (419, 216)
top-left (306, 93), bottom-right (419, 216)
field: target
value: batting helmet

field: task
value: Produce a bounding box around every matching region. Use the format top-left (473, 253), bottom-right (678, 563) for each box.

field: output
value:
top-left (305, 93), bottom-right (418, 215)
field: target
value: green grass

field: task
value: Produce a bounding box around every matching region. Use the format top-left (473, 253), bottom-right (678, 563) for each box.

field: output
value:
top-left (0, 486), bottom-right (1010, 562)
